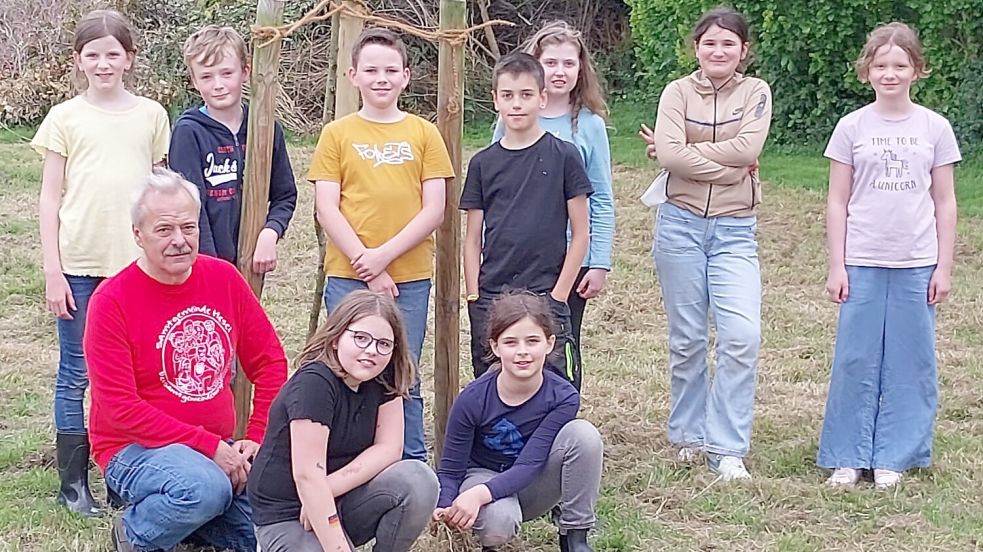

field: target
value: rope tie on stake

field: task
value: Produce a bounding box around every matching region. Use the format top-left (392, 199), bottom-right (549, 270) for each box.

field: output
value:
top-left (251, 0), bottom-right (513, 114)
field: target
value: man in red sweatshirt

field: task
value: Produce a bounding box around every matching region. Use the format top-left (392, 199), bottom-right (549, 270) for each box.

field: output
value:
top-left (84, 167), bottom-right (287, 552)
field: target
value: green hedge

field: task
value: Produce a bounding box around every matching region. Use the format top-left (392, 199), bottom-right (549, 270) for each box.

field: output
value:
top-left (626, 0), bottom-right (982, 146)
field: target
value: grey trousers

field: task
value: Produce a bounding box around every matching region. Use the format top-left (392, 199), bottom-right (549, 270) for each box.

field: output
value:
top-left (460, 419), bottom-right (603, 548)
top-left (254, 460), bottom-right (439, 552)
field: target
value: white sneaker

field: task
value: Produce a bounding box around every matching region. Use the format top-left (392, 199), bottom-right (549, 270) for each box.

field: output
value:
top-left (677, 446), bottom-right (703, 462)
top-left (874, 469), bottom-right (903, 489)
top-left (825, 467), bottom-right (861, 487)
top-left (708, 454), bottom-right (752, 481)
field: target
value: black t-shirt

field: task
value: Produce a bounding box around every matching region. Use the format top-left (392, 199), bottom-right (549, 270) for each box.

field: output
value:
top-left (247, 361), bottom-right (397, 526)
top-left (460, 133), bottom-right (593, 296)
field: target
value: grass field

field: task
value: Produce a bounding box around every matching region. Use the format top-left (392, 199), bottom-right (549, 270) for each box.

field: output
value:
top-left (1, 105), bottom-right (982, 551)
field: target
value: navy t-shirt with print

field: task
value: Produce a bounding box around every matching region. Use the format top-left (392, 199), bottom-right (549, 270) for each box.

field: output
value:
top-left (460, 132), bottom-right (592, 296)
top-left (247, 361), bottom-right (398, 526)
top-left (436, 369), bottom-right (580, 507)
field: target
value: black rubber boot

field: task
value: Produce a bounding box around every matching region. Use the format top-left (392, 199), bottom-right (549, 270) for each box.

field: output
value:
top-left (559, 528), bottom-right (593, 552)
top-left (56, 433), bottom-right (104, 517)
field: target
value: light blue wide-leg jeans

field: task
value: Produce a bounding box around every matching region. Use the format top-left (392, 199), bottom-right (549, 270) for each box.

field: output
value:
top-left (653, 202), bottom-right (761, 457)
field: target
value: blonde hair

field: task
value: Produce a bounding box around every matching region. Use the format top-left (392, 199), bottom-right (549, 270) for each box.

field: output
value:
top-left (183, 25), bottom-right (249, 70)
top-left (296, 290), bottom-right (414, 398)
top-left (522, 21), bottom-right (608, 133)
top-left (856, 22), bottom-right (929, 82)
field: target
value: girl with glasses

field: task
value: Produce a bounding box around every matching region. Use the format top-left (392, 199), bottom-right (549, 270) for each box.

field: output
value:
top-left (248, 290), bottom-right (438, 552)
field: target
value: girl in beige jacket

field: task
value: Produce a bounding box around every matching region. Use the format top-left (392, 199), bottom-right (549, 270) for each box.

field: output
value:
top-left (640, 7), bottom-right (772, 481)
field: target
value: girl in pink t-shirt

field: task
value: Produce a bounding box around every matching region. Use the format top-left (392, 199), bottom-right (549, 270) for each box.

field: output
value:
top-left (817, 23), bottom-right (961, 489)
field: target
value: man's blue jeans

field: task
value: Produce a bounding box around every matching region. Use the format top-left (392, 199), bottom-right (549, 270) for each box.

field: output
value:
top-left (104, 443), bottom-right (255, 552)
top-left (54, 274), bottom-right (103, 433)
top-left (324, 277), bottom-right (431, 461)
top-left (653, 202), bottom-right (761, 457)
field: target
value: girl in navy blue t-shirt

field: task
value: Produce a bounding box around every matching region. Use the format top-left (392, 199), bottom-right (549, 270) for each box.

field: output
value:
top-left (434, 292), bottom-right (603, 551)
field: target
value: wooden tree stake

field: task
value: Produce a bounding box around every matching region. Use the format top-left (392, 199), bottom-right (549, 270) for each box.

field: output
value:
top-left (235, 0), bottom-right (284, 438)
top-left (307, 7), bottom-right (363, 340)
top-left (434, 0), bottom-right (465, 463)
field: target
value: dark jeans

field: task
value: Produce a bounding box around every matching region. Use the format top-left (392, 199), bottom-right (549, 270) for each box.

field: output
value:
top-left (468, 292), bottom-right (582, 390)
top-left (55, 274), bottom-right (103, 433)
top-left (566, 267), bottom-right (590, 374)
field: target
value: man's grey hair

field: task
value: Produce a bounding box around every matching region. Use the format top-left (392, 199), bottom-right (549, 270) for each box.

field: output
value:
top-left (131, 167), bottom-right (202, 227)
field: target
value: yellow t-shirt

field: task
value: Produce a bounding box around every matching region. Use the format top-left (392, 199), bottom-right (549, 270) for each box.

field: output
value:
top-left (308, 113), bottom-right (455, 282)
top-left (31, 95), bottom-right (171, 277)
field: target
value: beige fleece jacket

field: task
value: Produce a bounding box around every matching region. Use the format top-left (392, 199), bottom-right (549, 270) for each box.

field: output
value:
top-left (654, 70), bottom-right (772, 218)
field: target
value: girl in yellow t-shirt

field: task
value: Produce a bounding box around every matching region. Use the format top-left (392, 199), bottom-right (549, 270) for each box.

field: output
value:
top-left (30, 9), bottom-right (170, 517)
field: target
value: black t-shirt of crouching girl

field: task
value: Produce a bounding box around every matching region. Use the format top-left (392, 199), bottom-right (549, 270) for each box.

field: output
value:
top-left (247, 361), bottom-right (398, 526)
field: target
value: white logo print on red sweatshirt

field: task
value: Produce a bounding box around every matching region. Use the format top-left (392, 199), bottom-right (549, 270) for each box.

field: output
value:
top-left (157, 306), bottom-right (234, 402)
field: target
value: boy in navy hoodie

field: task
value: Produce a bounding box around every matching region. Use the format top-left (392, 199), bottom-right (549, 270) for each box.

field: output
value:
top-left (169, 25), bottom-right (296, 272)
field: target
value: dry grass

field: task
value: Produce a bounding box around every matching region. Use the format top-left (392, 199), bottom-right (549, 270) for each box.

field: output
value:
top-left (1, 138), bottom-right (981, 552)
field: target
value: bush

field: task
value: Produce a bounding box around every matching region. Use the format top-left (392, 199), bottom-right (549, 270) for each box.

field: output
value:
top-left (1, 0), bottom-right (635, 133)
top-left (626, 0), bottom-right (982, 145)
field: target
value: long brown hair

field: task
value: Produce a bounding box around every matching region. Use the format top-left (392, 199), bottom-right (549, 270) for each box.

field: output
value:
top-left (522, 20), bottom-right (609, 133)
top-left (296, 290), bottom-right (414, 397)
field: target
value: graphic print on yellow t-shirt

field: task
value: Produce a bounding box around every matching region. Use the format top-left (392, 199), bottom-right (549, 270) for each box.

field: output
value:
top-left (308, 113), bottom-right (454, 283)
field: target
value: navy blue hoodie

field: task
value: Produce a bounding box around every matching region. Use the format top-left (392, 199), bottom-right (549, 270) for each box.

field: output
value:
top-left (168, 104), bottom-right (297, 264)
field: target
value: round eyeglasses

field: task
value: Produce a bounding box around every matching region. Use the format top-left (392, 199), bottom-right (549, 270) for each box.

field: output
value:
top-left (345, 329), bottom-right (395, 355)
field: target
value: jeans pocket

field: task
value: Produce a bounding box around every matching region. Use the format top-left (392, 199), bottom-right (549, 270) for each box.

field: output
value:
top-left (716, 221), bottom-right (758, 254)
top-left (655, 211), bottom-right (700, 255)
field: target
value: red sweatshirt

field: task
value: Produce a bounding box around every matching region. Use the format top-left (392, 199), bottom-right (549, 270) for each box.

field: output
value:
top-left (85, 255), bottom-right (288, 471)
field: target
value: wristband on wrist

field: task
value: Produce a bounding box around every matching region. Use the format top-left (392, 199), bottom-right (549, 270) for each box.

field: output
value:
top-left (466, 293), bottom-right (479, 303)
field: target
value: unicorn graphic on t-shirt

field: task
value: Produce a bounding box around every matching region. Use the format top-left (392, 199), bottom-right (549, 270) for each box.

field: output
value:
top-left (881, 149), bottom-right (909, 178)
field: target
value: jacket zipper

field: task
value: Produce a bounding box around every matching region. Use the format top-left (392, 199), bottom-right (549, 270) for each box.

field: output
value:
top-left (233, 130), bottom-right (243, 193)
top-left (704, 91), bottom-right (717, 218)
top-left (750, 171), bottom-right (756, 207)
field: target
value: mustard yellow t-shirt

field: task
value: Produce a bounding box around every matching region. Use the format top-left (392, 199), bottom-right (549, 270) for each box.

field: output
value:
top-left (308, 113), bottom-right (455, 282)
top-left (31, 95), bottom-right (171, 277)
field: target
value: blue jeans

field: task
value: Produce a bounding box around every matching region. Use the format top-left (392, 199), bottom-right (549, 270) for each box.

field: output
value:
top-left (55, 274), bottom-right (103, 433)
top-left (817, 265), bottom-right (938, 471)
top-left (324, 277), bottom-right (430, 461)
top-left (653, 202), bottom-right (761, 457)
top-left (105, 443), bottom-right (255, 552)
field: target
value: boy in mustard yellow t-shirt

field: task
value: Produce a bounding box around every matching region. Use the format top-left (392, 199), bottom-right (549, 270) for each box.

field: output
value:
top-left (308, 28), bottom-right (454, 462)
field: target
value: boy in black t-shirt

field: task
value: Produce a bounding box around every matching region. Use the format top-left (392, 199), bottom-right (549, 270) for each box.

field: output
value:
top-left (461, 52), bottom-right (592, 387)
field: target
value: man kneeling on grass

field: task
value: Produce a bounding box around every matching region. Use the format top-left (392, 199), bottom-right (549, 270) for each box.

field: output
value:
top-left (85, 167), bottom-right (288, 552)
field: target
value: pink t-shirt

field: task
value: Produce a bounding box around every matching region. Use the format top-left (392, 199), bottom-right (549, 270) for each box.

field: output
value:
top-left (824, 104), bottom-right (961, 268)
